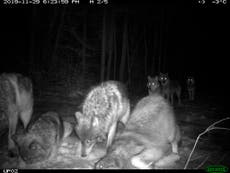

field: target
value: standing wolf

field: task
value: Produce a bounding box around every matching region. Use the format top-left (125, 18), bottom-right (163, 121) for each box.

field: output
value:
top-left (159, 73), bottom-right (181, 105)
top-left (12, 111), bottom-right (73, 164)
top-left (74, 80), bottom-right (130, 158)
top-left (0, 73), bottom-right (33, 156)
top-left (95, 94), bottom-right (180, 169)
top-left (187, 76), bottom-right (195, 101)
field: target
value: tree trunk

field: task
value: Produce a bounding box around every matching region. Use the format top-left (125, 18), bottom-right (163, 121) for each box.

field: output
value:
top-left (113, 23), bottom-right (117, 80)
top-left (49, 7), bottom-right (66, 72)
top-left (100, 9), bottom-right (107, 82)
top-left (82, 13), bottom-right (87, 83)
top-left (144, 27), bottom-right (148, 76)
top-left (152, 27), bottom-right (158, 74)
top-left (158, 7), bottom-right (165, 73)
top-left (106, 12), bottom-right (114, 80)
top-left (119, 16), bottom-right (128, 82)
top-left (29, 7), bottom-right (36, 72)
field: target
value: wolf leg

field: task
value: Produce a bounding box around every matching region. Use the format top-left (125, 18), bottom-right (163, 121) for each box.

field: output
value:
top-left (20, 108), bottom-right (33, 130)
top-left (192, 89), bottom-right (195, 100)
top-left (170, 94), bottom-right (174, 105)
top-left (107, 122), bottom-right (117, 148)
top-left (172, 142), bottom-right (178, 154)
top-left (120, 103), bottom-right (130, 125)
top-left (8, 106), bottom-right (18, 156)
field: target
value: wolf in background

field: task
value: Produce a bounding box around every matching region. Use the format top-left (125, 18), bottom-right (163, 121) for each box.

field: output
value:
top-left (147, 75), bottom-right (161, 96)
top-left (12, 111), bottom-right (73, 164)
top-left (0, 73), bottom-right (33, 156)
top-left (159, 73), bottom-right (181, 105)
top-left (74, 80), bottom-right (130, 158)
top-left (187, 76), bottom-right (195, 101)
top-left (95, 95), bottom-right (181, 169)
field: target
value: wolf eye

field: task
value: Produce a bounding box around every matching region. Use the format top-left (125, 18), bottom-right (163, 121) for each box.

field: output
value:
top-left (86, 139), bottom-right (92, 144)
top-left (97, 136), bottom-right (104, 142)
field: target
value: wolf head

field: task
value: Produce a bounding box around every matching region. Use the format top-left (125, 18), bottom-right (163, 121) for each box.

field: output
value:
top-left (75, 112), bottom-right (105, 158)
top-left (187, 76), bottom-right (195, 86)
top-left (95, 155), bottom-right (124, 169)
top-left (159, 73), bottom-right (169, 86)
top-left (147, 76), bottom-right (160, 94)
top-left (12, 131), bottom-right (51, 164)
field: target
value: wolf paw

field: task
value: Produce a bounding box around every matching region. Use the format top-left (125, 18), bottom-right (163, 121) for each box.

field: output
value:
top-left (63, 121), bottom-right (73, 138)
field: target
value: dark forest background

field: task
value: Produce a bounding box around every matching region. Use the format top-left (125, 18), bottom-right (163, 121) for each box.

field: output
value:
top-left (1, 1), bottom-right (229, 107)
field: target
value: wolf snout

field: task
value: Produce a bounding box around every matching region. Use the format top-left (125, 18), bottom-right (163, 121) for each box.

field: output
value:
top-left (81, 151), bottom-right (87, 158)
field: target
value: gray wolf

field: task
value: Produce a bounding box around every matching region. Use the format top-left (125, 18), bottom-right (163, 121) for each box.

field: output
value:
top-left (0, 73), bottom-right (33, 156)
top-left (12, 111), bottom-right (72, 164)
top-left (147, 75), bottom-right (161, 95)
top-left (187, 76), bottom-right (195, 101)
top-left (159, 73), bottom-right (181, 105)
top-left (95, 95), bottom-right (181, 169)
top-left (74, 80), bottom-right (130, 158)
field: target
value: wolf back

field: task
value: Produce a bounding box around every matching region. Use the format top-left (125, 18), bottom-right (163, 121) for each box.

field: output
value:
top-left (74, 80), bottom-right (130, 157)
top-left (95, 95), bottom-right (180, 169)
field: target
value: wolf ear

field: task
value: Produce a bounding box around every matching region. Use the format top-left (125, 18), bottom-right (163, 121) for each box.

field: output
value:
top-left (147, 75), bottom-right (152, 81)
top-left (154, 76), bottom-right (159, 81)
top-left (11, 134), bottom-right (19, 144)
top-left (92, 117), bottom-right (99, 128)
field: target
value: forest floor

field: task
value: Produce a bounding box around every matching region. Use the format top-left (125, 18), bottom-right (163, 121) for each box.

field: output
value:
top-left (0, 88), bottom-right (229, 169)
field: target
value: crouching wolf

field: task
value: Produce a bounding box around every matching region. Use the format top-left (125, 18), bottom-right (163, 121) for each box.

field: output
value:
top-left (12, 111), bottom-right (72, 164)
top-left (95, 95), bottom-right (181, 169)
top-left (159, 73), bottom-right (181, 105)
top-left (0, 73), bottom-right (33, 156)
top-left (187, 76), bottom-right (195, 101)
top-left (74, 80), bottom-right (130, 158)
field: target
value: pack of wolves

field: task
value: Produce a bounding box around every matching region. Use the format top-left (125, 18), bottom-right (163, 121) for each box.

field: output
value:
top-left (0, 72), bottom-right (194, 169)
top-left (147, 73), bottom-right (195, 105)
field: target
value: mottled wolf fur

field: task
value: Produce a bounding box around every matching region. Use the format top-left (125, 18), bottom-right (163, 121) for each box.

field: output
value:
top-left (95, 94), bottom-right (180, 169)
top-left (74, 80), bottom-right (130, 158)
top-left (187, 76), bottom-right (195, 101)
top-left (0, 73), bottom-right (33, 155)
top-left (147, 75), bottom-right (161, 95)
top-left (159, 73), bottom-right (181, 105)
top-left (12, 111), bottom-right (72, 164)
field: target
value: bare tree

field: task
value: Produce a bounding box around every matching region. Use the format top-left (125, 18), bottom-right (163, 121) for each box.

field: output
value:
top-left (29, 7), bottom-right (36, 72)
top-left (100, 9), bottom-right (107, 82)
top-left (49, 7), bottom-right (66, 72)
top-left (113, 21), bottom-right (117, 80)
top-left (119, 16), bottom-right (128, 82)
top-left (144, 26), bottom-right (148, 76)
top-left (106, 11), bottom-right (114, 80)
top-left (82, 12), bottom-right (87, 82)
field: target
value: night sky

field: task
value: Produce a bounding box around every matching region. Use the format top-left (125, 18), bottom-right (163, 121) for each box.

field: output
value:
top-left (1, 1), bottom-right (229, 100)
